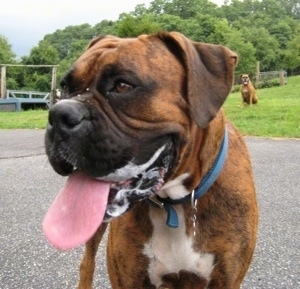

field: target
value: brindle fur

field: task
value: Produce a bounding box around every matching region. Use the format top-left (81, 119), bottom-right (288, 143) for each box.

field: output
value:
top-left (46, 32), bottom-right (258, 289)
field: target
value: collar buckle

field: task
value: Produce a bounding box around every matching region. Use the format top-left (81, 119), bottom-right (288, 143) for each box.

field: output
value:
top-left (148, 195), bottom-right (165, 210)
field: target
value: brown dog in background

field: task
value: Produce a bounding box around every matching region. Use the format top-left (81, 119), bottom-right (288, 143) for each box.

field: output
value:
top-left (240, 74), bottom-right (258, 107)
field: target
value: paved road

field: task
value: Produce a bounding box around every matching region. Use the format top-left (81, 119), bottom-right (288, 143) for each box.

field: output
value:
top-left (0, 129), bottom-right (299, 289)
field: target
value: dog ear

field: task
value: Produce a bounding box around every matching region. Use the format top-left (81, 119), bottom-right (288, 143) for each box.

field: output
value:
top-left (157, 32), bottom-right (237, 128)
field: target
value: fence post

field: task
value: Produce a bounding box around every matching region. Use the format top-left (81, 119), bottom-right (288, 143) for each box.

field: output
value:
top-left (50, 66), bottom-right (57, 107)
top-left (255, 61), bottom-right (260, 85)
top-left (1, 65), bottom-right (6, 99)
top-left (279, 71), bottom-right (285, 86)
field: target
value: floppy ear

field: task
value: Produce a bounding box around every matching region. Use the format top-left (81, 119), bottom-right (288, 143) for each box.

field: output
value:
top-left (157, 32), bottom-right (237, 128)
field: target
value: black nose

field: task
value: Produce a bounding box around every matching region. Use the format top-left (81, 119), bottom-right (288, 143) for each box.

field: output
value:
top-left (48, 100), bottom-right (89, 134)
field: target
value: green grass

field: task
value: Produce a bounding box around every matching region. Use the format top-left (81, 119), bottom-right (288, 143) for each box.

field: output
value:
top-left (223, 75), bottom-right (300, 138)
top-left (0, 109), bottom-right (48, 129)
top-left (0, 76), bottom-right (299, 137)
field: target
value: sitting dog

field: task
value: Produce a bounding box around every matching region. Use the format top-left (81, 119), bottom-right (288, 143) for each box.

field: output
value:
top-left (43, 32), bottom-right (258, 289)
top-left (240, 74), bottom-right (258, 107)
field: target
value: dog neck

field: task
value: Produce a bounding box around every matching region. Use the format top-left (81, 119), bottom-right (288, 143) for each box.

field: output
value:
top-left (147, 124), bottom-right (229, 227)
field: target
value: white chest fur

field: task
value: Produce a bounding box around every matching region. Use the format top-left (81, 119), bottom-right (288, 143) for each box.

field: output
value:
top-left (143, 205), bottom-right (214, 287)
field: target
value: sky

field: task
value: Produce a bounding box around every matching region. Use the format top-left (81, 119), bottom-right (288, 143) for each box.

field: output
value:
top-left (0, 0), bottom-right (223, 58)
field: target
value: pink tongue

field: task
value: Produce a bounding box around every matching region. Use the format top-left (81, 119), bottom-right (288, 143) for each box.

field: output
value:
top-left (43, 171), bottom-right (110, 250)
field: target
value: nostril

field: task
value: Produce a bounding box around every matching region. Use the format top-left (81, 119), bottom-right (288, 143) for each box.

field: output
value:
top-left (61, 112), bottom-right (83, 127)
top-left (48, 100), bottom-right (89, 131)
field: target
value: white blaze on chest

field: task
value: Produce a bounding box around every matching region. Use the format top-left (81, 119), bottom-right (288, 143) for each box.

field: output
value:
top-left (143, 205), bottom-right (214, 287)
top-left (156, 173), bottom-right (190, 199)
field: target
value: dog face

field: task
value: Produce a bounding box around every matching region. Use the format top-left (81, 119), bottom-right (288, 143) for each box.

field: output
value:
top-left (43, 32), bottom-right (237, 249)
top-left (241, 74), bottom-right (251, 85)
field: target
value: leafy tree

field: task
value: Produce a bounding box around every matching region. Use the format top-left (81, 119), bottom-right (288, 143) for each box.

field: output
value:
top-left (0, 35), bottom-right (16, 63)
top-left (19, 40), bottom-right (59, 91)
top-left (221, 0), bottom-right (260, 23)
top-left (195, 14), bottom-right (219, 41)
top-left (203, 19), bottom-right (256, 74)
top-left (117, 14), bottom-right (161, 37)
top-left (156, 14), bottom-right (185, 31)
top-left (93, 20), bottom-right (118, 36)
top-left (23, 40), bottom-right (59, 66)
top-left (278, 0), bottom-right (300, 19)
top-left (0, 35), bottom-right (19, 90)
top-left (223, 0), bottom-right (287, 28)
top-left (283, 35), bottom-right (300, 74)
top-left (224, 30), bottom-right (257, 76)
top-left (56, 40), bottom-right (88, 81)
top-left (3, 0), bottom-right (300, 91)
top-left (131, 3), bottom-right (149, 17)
top-left (206, 18), bottom-right (231, 44)
top-left (259, 0), bottom-right (288, 19)
top-left (148, 0), bottom-right (220, 18)
top-left (43, 24), bottom-right (95, 60)
top-left (239, 27), bottom-right (280, 71)
top-left (269, 20), bottom-right (293, 49)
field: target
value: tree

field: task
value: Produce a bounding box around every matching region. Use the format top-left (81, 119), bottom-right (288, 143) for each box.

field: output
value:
top-left (206, 18), bottom-right (231, 44)
top-left (239, 27), bottom-right (280, 71)
top-left (0, 35), bottom-right (19, 89)
top-left (131, 3), bottom-right (149, 17)
top-left (0, 35), bottom-right (16, 63)
top-left (269, 20), bottom-right (293, 49)
top-left (3, 0), bottom-right (299, 91)
top-left (148, 0), bottom-right (220, 18)
top-left (278, 0), bottom-right (300, 19)
top-left (19, 40), bottom-right (59, 91)
top-left (156, 14), bottom-right (185, 32)
top-left (23, 40), bottom-right (59, 66)
top-left (93, 20), bottom-right (118, 36)
top-left (203, 19), bottom-right (257, 75)
top-left (56, 39), bottom-right (89, 81)
top-left (43, 24), bottom-right (95, 60)
top-left (225, 30), bottom-right (257, 76)
top-left (283, 35), bottom-right (300, 74)
top-left (195, 14), bottom-right (219, 42)
top-left (117, 14), bottom-right (161, 37)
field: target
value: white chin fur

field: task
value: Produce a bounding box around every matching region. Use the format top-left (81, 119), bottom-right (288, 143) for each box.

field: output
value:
top-left (97, 145), bottom-right (166, 183)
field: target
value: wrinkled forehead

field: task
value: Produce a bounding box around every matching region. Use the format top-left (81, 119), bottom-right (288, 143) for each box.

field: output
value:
top-left (67, 35), bottom-right (182, 86)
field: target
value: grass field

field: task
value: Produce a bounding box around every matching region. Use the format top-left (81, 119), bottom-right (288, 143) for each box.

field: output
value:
top-left (223, 75), bottom-right (300, 138)
top-left (0, 76), bottom-right (299, 137)
top-left (0, 109), bottom-right (48, 129)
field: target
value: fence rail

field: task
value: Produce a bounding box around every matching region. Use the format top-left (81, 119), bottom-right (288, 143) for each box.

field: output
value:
top-left (258, 70), bottom-right (287, 84)
top-left (0, 90), bottom-right (50, 111)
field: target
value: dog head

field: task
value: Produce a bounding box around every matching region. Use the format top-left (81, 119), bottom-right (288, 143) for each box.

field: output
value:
top-left (241, 74), bottom-right (251, 85)
top-left (43, 32), bottom-right (237, 249)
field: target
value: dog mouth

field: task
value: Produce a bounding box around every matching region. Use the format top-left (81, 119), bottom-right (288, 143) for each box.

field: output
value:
top-left (242, 78), bottom-right (249, 84)
top-left (43, 142), bottom-right (174, 250)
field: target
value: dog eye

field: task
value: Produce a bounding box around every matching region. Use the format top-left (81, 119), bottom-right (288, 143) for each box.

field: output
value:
top-left (114, 82), bottom-right (133, 94)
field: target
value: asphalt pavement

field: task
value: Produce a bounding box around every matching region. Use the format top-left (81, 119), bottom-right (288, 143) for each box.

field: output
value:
top-left (0, 129), bottom-right (299, 289)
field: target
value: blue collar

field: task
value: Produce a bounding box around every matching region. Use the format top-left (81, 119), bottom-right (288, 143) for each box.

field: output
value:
top-left (147, 125), bottom-right (229, 228)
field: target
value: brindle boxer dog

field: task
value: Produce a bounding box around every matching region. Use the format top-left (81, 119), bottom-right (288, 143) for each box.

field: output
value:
top-left (240, 74), bottom-right (258, 107)
top-left (43, 32), bottom-right (258, 289)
